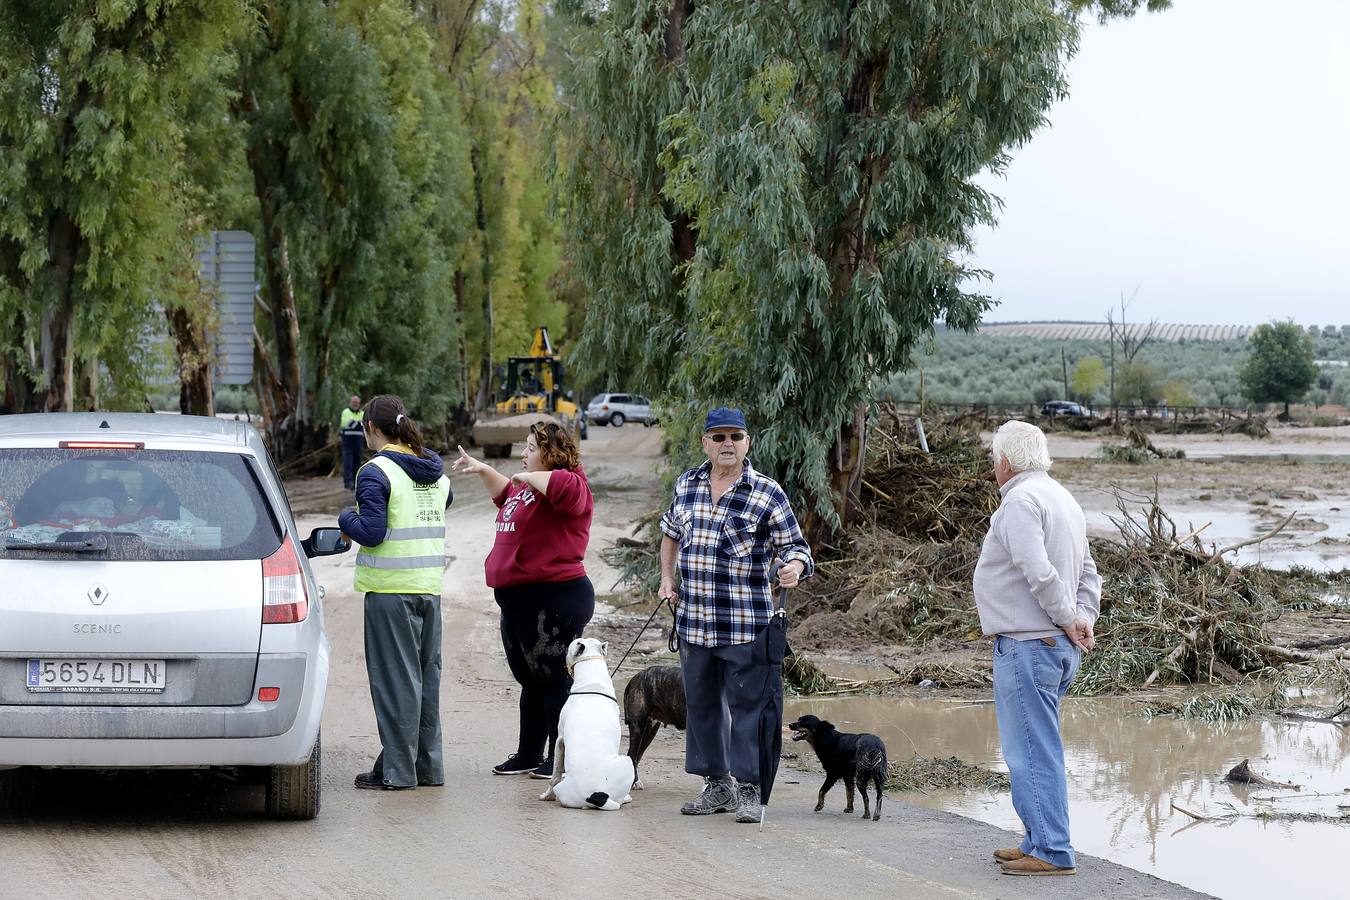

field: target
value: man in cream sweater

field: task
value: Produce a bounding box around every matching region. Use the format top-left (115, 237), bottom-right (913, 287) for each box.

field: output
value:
top-left (974, 421), bottom-right (1100, 877)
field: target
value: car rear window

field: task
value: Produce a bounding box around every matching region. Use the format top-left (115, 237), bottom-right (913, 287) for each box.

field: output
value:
top-left (0, 448), bottom-right (282, 562)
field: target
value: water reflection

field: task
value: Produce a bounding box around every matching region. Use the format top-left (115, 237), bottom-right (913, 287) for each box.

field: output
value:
top-left (786, 695), bottom-right (1350, 900)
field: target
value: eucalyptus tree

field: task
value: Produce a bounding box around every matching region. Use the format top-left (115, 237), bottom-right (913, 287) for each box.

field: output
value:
top-left (562, 0), bottom-right (1167, 535)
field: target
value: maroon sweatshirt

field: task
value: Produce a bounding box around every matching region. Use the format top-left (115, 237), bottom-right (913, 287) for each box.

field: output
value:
top-left (485, 467), bottom-right (593, 589)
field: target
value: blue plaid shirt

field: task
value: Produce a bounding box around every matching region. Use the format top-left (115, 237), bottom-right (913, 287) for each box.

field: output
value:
top-left (660, 460), bottom-right (814, 647)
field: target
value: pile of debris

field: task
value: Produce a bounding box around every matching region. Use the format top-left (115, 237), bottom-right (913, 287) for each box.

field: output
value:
top-left (793, 405), bottom-right (1347, 705)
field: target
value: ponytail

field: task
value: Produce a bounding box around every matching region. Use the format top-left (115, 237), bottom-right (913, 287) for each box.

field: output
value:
top-left (364, 394), bottom-right (426, 457)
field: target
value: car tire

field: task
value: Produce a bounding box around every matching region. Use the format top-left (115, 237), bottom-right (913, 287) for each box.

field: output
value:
top-left (610, 412), bottom-right (625, 428)
top-left (266, 732), bottom-right (321, 820)
top-left (483, 444), bottom-right (512, 459)
top-left (0, 768), bottom-right (35, 815)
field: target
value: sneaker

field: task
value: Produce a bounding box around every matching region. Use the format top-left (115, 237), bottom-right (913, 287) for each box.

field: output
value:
top-left (492, 753), bottom-right (542, 776)
top-left (679, 776), bottom-right (735, 815)
top-left (528, 758), bottom-right (554, 780)
top-left (734, 780), bottom-right (761, 824)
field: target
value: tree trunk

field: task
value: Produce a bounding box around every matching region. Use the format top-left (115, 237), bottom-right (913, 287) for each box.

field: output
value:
top-left (43, 210), bottom-right (81, 413)
top-left (243, 94), bottom-right (308, 457)
top-left (165, 305), bottom-right (215, 416)
top-left (470, 145), bottom-right (494, 413)
top-left (454, 267), bottom-right (471, 409)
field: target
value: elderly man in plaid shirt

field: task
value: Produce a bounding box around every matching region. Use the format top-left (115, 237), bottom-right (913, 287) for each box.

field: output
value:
top-left (658, 406), bottom-right (814, 822)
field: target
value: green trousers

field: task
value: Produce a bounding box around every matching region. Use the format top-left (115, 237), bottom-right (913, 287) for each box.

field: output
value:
top-left (364, 592), bottom-right (443, 787)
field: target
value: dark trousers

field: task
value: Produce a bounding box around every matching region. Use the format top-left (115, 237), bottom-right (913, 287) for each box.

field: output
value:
top-left (341, 433), bottom-right (364, 489)
top-left (364, 592), bottom-right (443, 787)
top-left (680, 640), bottom-right (763, 783)
top-left (495, 576), bottom-right (595, 761)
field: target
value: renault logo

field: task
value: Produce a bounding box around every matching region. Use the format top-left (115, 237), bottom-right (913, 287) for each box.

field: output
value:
top-left (88, 583), bottom-right (109, 606)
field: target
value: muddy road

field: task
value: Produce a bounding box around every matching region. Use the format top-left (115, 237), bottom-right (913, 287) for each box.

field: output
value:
top-left (0, 426), bottom-right (1199, 899)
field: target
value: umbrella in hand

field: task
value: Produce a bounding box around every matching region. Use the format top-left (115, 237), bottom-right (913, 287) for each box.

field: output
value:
top-left (751, 561), bottom-right (793, 831)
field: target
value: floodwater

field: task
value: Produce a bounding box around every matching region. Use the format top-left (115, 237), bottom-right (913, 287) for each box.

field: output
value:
top-left (786, 694), bottom-right (1350, 900)
top-left (1083, 500), bottom-right (1350, 572)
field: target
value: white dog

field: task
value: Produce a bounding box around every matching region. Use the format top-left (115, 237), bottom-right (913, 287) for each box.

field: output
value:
top-left (539, 638), bottom-right (635, 811)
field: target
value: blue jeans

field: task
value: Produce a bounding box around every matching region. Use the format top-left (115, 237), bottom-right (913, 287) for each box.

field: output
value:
top-left (993, 634), bottom-right (1081, 869)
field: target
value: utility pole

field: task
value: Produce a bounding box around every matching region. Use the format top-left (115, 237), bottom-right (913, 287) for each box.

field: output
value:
top-left (1107, 309), bottom-right (1117, 424)
top-left (1061, 348), bottom-right (1070, 401)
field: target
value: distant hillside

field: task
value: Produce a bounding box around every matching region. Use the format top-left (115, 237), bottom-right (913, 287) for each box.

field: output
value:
top-left (976, 321), bottom-right (1350, 342)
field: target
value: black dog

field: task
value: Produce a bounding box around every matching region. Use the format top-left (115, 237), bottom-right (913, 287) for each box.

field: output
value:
top-left (788, 715), bottom-right (888, 821)
top-left (621, 665), bottom-right (686, 789)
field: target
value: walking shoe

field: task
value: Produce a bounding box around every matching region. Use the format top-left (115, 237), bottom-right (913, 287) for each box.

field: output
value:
top-left (492, 753), bottom-right (542, 775)
top-left (679, 777), bottom-right (736, 815)
top-left (734, 780), bottom-right (761, 824)
top-left (354, 771), bottom-right (415, 791)
top-left (993, 847), bottom-right (1025, 862)
top-left (1001, 855), bottom-right (1076, 876)
top-left (528, 758), bottom-right (555, 779)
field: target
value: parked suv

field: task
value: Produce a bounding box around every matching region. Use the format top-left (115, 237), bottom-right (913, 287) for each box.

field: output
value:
top-left (586, 393), bottom-right (655, 427)
top-left (1040, 400), bottom-right (1090, 418)
top-left (0, 413), bottom-right (348, 819)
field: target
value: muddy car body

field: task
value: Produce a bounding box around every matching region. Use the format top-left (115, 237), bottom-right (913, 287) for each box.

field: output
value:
top-left (0, 414), bottom-right (346, 818)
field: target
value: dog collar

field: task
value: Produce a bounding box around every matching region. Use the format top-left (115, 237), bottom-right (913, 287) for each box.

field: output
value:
top-left (569, 689), bottom-right (618, 704)
top-left (567, 652), bottom-right (608, 674)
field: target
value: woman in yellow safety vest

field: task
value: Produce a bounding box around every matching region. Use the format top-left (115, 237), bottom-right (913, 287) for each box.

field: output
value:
top-left (338, 395), bottom-right (452, 791)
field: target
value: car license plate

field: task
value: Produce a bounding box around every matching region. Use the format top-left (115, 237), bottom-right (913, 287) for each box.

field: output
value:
top-left (26, 658), bottom-right (167, 693)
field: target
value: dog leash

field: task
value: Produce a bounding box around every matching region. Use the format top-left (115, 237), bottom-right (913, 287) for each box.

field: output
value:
top-left (610, 596), bottom-right (669, 677)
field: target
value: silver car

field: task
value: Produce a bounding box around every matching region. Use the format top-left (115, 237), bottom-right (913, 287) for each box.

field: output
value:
top-left (0, 413), bottom-right (347, 819)
top-left (586, 392), bottom-right (655, 427)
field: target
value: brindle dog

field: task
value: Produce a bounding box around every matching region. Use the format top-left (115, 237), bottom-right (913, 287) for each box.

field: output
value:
top-left (621, 665), bottom-right (686, 789)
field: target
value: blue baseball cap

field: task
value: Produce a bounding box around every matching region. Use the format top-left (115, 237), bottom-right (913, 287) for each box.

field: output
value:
top-left (704, 406), bottom-right (747, 432)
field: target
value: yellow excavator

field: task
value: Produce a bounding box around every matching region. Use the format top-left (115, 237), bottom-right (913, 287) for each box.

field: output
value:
top-left (471, 326), bottom-right (585, 458)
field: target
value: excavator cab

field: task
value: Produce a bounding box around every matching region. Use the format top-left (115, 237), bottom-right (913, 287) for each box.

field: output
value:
top-left (474, 326), bottom-right (584, 457)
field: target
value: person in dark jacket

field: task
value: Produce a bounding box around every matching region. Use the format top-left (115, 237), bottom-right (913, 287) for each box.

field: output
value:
top-left (338, 395), bottom-right (453, 791)
top-left (450, 421), bottom-right (593, 780)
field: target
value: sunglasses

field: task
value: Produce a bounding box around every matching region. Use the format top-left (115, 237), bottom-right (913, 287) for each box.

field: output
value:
top-left (705, 432), bottom-right (747, 443)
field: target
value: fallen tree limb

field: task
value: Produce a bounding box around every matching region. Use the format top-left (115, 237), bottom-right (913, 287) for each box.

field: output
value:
top-left (1218, 511), bottom-right (1297, 556)
top-left (1225, 759), bottom-right (1301, 790)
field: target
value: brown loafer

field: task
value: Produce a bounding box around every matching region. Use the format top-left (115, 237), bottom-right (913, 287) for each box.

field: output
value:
top-left (1001, 855), bottom-right (1076, 876)
top-left (993, 847), bottom-right (1025, 862)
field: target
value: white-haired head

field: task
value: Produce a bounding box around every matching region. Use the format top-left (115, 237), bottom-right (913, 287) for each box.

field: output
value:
top-left (991, 421), bottom-right (1052, 474)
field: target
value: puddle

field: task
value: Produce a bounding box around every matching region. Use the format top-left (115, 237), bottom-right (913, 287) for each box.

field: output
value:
top-left (786, 694), bottom-right (1350, 900)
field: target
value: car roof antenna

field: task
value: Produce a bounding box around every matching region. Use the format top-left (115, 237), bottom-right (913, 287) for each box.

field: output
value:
top-left (99, 420), bottom-right (110, 429)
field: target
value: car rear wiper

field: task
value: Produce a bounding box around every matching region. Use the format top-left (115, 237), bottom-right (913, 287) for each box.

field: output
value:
top-left (4, 534), bottom-right (110, 553)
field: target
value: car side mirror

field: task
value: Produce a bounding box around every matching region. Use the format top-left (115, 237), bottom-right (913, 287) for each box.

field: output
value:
top-left (302, 527), bottom-right (350, 558)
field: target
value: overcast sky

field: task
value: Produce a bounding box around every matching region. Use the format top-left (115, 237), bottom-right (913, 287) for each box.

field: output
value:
top-left (970, 0), bottom-right (1350, 327)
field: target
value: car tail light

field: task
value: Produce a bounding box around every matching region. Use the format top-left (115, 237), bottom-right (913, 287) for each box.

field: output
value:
top-left (601, 404), bottom-right (609, 410)
top-left (258, 687), bottom-right (281, 702)
top-left (262, 536), bottom-right (308, 623)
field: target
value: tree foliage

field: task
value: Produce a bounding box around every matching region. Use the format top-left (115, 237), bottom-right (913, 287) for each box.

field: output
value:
top-left (1239, 320), bottom-right (1319, 417)
top-left (1070, 355), bottom-right (1108, 404)
top-left (562, 0), bottom-right (1162, 533)
top-left (0, 0), bottom-right (246, 412)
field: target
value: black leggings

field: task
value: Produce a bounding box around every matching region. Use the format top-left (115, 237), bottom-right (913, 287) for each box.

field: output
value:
top-left (495, 576), bottom-right (595, 760)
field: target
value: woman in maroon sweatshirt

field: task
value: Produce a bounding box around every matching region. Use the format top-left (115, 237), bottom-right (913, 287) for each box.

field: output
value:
top-left (451, 421), bottom-right (593, 778)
